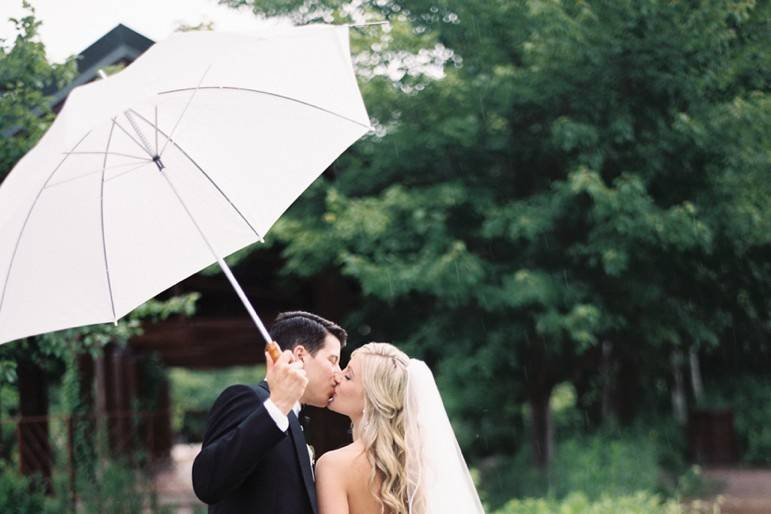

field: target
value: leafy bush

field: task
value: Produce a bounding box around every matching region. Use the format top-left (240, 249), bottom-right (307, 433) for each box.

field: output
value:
top-left (67, 459), bottom-right (171, 514)
top-left (0, 464), bottom-right (48, 514)
top-left (549, 433), bottom-right (659, 498)
top-left (477, 449), bottom-right (549, 507)
top-left (478, 428), bottom-right (688, 509)
top-left (169, 366), bottom-right (264, 442)
top-left (674, 465), bottom-right (714, 499)
top-left (0, 459), bottom-right (174, 514)
top-left (491, 492), bottom-right (698, 514)
top-left (701, 375), bottom-right (771, 464)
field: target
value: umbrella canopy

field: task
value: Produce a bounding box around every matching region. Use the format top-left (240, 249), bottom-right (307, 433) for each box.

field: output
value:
top-left (0, 25), bottom-right (370, 345)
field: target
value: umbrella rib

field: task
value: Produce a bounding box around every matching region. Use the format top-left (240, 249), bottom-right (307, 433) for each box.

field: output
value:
top-left (63, 151), bottom-right (148, 161)
top-left (124, 110), bottom-right (154, 156)
top-left (100, 121), bottom-right (119, 323)
top-left (154, 105), bottom-right (159, 156)
top-left (159, 65), bottom-right (212, 158)
top-left (157, 86), bottom-right (372, 130)
top-left (104, 162), bottom-right (151, 183)
top-left (112, 118), bottom-right (155, 158)
top-left (128, 109), bottom-right (264, 242)
top-left (0, 131), bottom-right (91, 318)
top-left (45, 160), bottom-right (150, 189)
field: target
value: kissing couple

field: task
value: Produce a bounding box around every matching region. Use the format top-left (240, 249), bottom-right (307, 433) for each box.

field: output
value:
top-left (192, 311), bottom-right (485, 514)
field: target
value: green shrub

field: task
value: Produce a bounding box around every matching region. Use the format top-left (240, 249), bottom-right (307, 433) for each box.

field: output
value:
top-left (699, 375), bottom-right (771, 465)
top-left (674, 465), bottom-right (715, 499)
top-left (75, 460), bottom-right (171, 514)
top-left (169, 366), bottom-right (264, 442)
top-left (549, 433), bottom-right (659, 498)
top-left (480, 433), bottom-right (660, 506)
top-left (0, 383), bottom-right (19, 462)
top-left (491, 492), bottom-right (691, 514)
top-left (0, 464), bottom-right (48, 514)
top-left (701, 375), bottom-right (771, 465)
top-left (477, 449), bottom-right (549, 507)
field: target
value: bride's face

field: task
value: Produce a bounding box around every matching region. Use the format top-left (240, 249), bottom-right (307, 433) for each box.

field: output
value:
top-left (328, 355), bottom-right (365, 418)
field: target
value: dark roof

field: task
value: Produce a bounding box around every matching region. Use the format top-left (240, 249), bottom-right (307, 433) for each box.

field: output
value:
top-left (3, 24), bottom-right (154, 138)
top-left (76, 23), bottom-right (154, 75)
top-left (49, 23), bottom-right (155, 109)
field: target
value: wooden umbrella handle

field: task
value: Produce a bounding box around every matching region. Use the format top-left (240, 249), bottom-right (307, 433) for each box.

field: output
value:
top-left (265, 340), bottom-right (282, 363)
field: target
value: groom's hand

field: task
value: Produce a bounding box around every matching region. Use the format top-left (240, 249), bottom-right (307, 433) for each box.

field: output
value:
top-left (265, 349), bottom-right (308, 415)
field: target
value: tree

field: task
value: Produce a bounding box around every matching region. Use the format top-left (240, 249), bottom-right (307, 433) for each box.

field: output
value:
top-left (0, 1), bottom-right (75, 182)
top-left (227, 0), bottom-right (770, 468)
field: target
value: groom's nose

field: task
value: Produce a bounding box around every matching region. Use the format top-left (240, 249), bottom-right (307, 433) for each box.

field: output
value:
top-left (332, 371), bottom-right (343, 385)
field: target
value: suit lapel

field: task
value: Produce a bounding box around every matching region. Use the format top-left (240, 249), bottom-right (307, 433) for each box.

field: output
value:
top-left (289, 410), bottom-right (318, 514)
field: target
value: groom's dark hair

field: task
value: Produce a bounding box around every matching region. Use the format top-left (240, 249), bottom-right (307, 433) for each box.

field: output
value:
top-left (269, 311), bottom-right (347, 355)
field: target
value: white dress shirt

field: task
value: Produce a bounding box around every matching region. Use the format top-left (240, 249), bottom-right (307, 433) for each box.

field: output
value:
top-left (263, 399), bottom-right (301, 432)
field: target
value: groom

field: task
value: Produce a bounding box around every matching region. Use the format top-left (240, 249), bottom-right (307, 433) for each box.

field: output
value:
top-left (192, 311), bottom-right (346, 514)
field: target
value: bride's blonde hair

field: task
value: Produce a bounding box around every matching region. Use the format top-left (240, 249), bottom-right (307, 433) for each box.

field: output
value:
top-left (352, 342), bottom-right (411, 514)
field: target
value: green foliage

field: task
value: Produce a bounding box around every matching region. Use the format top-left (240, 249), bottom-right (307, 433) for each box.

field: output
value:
top-left (674, 465), bottom-right (713, 500)
top-left (0, 1), bottom-right (75, 181)
top-left (491, 492), bottom-right (688, 514)
top-left (75, 459), bottom-right (171, 514)
top-left (0, 384), bottom-right (17, 461)
top-left (169, 365), bottom-right (264, 441)
top-left (0, 462), bottom-right (48, 514)
top-left (701, 375), bottom-right (771, 464)
top-left (0, 360), bottom-right (16, 383)
top-left (0, 461), bottom-right (173, 514)
top-left (479, 431), bottom-right (662, 507)
top-left (551, 435), bottom-right (660, 498)
top-left (229, 0), bottom-right (771, 459)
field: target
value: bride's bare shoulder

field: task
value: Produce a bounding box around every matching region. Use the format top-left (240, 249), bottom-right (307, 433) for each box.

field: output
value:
top-left (316, 443), bottom-right (363, 513)
top-left (316, 441), bottom-right (367, 476)
top-left (317, 441), bottom-right (381, 514)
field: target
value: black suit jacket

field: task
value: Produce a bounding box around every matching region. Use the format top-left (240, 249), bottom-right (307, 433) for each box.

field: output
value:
top-left (192, 381), bottom-right (317, 514)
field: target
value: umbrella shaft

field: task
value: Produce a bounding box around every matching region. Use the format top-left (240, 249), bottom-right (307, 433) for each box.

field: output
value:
top-left (217, 256), bottom-right (272, 344)
top-left (160, 171), bottom-right (272, 344)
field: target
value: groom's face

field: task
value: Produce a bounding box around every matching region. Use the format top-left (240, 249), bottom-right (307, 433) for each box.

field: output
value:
top-left (296, 333), bottom-right (342, 408)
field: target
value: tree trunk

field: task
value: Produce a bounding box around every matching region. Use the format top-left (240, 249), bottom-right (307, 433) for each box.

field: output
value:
top-left (689, 347), bottom-right (704, 404)
top-left (615, 355), bottom-right (641, 425)
top-left (529, 385), bottom-right (554, 469)
top-left (600, 340), bottom-right (613, 421)
top-left (671, 350), bottom-right (687, 424)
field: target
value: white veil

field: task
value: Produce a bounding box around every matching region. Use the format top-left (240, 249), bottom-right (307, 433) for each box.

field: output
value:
top-left (404, 359), bottom-right (485, 514)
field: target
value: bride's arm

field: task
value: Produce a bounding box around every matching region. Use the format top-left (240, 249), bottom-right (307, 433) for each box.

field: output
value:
top-left (315, 451), bottom-right (349, 514)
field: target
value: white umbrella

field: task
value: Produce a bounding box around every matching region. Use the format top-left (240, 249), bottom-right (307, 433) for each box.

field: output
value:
top-left (0, 25), bottom-right (371, 346)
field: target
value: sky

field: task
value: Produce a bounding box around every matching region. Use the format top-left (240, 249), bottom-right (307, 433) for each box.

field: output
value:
top-left (0, 0), bottom-right (290, 63)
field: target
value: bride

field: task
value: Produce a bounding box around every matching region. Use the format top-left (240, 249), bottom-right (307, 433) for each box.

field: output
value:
top-left (316, 342), bottom-right (485, 514)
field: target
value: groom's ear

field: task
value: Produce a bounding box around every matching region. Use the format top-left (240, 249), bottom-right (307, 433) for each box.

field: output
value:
top-left (293, 344), bottom-right (308, 360)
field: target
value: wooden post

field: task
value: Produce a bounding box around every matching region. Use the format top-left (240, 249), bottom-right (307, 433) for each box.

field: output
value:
top-left (17, 359), bottom-right (52, 493)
